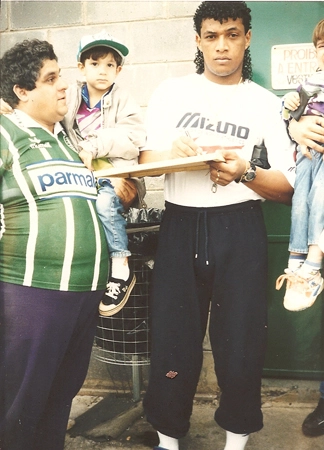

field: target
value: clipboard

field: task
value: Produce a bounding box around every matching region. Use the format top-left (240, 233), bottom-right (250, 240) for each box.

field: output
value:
top-left (94, 150), bottom-right (227, 178)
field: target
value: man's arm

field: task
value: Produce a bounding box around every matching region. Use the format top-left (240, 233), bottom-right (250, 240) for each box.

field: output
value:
top-left (243, 166), bottom-right (293, 205)
top-left (209, 150), bottom-right (293, 206)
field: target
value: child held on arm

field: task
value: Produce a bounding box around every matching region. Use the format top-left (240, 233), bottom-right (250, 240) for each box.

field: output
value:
top-left (0, 34), bottom-right (145, 318)
top-left (276, 19), bottom-right (324, 311)
top-left (64, 31), bottom-right (146, 316)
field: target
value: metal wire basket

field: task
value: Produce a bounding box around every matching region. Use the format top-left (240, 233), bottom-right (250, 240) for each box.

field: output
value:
top-left (95, 254), bottom-right (154, 366)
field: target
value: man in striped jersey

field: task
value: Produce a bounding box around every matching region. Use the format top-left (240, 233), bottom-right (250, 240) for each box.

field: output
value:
top-left (0, 39), bottom-right (109, 450)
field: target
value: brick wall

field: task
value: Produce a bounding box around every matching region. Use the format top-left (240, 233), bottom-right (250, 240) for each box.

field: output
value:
top-left (1, 0), bottom-right (201, 208)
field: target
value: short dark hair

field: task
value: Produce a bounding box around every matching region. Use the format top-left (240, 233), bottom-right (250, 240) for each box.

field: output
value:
top-left (193, 1), bottom-right (253, 80)
top-left (0, 39), bottom-right (57, 108)
top-left (80, 46), bottom-right (123, 67)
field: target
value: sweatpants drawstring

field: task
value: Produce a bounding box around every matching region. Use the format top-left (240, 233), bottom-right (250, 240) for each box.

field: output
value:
top-left (194, 210), bottom-right (209, 265)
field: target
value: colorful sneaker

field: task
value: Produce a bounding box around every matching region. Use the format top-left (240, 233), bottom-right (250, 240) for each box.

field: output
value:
top-left (99, 271), bottom-right (136, 316)
top-left (276, 268), bottom-right (324, 312)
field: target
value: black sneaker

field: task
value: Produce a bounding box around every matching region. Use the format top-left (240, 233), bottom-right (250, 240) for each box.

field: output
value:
top-left (302, 398), bottom-right (324, 436)
top-left (99, 271), bottom-right (136, 317)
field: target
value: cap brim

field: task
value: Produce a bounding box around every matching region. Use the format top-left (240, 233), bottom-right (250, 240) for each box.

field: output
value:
top-left (78, 39), bottom-right (129, 62)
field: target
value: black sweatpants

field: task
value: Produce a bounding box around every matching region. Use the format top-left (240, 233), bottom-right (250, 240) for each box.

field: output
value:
top-left (143, 200), bottom-right (268, 438)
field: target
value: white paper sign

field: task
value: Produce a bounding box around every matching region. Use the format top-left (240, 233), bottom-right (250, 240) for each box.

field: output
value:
top-left (271, 43), bottom-right (317, 89)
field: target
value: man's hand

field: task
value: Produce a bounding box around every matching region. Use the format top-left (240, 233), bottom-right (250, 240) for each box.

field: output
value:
top-left (170, 135), bottom-right (201, 159)
top-left (139, 133), bottom-right (203, 164)
top-left (289, 116), bottom-right (324, 153)
top-left (110, 178), bottom-right (138, 209)
top-left (209, 150), bottom-right (293, 205)
top-left (78, 149), bottom-right (94, 171)
top-left (209, 151), bottom-right (247, 186)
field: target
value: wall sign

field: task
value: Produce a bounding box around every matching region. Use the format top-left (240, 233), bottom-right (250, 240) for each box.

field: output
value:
top-left (271, 43), bottom-right (317, 90)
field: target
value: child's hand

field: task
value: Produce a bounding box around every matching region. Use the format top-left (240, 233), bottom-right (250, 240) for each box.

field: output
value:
top-left (78, 149), bottom-right (94, 171)
top-left (0, 98), bottom-right (13, 114)
top-left (284, 92), bottom-right (300, 111)
top-left (110, 178), bottom-right (138, 209)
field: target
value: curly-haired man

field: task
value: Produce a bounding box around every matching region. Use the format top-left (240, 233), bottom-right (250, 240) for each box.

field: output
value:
top-left (140, 2), bottom-right (296, 449)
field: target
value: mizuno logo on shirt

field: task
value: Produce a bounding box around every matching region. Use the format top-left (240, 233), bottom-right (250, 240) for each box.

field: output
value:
top-left (27, 160), bottom-right (97, 200)
top-left (176, 113), bottom-right (250, 141)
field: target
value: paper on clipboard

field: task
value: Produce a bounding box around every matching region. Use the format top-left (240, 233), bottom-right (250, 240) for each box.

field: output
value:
top-left (94, 150), bottom-right (228, 179)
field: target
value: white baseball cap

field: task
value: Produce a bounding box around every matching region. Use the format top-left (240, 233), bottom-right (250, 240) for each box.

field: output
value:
top-left (77, 30), bottom-right (129, 65)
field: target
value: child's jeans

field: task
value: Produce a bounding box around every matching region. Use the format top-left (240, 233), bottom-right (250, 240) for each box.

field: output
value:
top-left (289, 149), bottom-right (324, 254)
top-left (96, 178), bottom-right (131, 258)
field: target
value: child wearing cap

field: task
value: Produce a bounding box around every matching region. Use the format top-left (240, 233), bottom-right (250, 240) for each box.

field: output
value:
top-left (63, 30), bottom-right (147, 316)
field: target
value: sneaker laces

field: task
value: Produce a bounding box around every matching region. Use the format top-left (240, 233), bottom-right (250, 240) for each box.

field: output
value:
top-left (276, 272), bottom-right (300, 290)
top-left (276, 270), bottom-right (322, 297)
top-left (105, 281), bottom-right (121, 300)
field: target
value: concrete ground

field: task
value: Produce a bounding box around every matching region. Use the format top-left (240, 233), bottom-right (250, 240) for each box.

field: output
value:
top-left (64, 380), bottom-right (324, 450)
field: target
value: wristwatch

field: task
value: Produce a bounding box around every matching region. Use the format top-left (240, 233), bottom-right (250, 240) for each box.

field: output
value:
top-left (239, 161), bottom-right (257, 183)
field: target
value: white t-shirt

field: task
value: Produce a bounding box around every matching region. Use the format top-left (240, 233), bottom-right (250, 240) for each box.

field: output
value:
top-left (143, 73), bottom-right (295, 207)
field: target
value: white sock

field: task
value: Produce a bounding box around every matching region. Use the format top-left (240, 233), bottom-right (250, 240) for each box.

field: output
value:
top-left (287, 255), bottom-right (305, 271)
top-left (224, 431), bottom-right (249, 450)
top-left (157, 431), bottom-right (179, 450)
top-left (300, 260), bottom-right (321, 278)
top-left (111, 257), bottom-right (129, 281)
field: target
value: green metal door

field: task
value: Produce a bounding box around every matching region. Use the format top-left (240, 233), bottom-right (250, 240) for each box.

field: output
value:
top-left (246, 1), bottom-right (324, 379)
top-left (262, 202), bottom-right (324, 379)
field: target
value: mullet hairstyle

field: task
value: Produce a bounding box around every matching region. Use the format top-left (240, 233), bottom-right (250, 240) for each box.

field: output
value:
top-left (193, 1), bottom-right (253, 81)
top-left (0, 39), bottom-right (57, 108)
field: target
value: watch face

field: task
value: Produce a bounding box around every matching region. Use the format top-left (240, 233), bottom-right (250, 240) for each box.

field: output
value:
top-left (245, 170), bottom-right (256, 182)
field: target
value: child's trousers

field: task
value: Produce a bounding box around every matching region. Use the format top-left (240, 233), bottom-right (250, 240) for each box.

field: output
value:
top-left (289, 149), bottom-right (324, 253)
top-left (96, 178), bottom-right (131, 258)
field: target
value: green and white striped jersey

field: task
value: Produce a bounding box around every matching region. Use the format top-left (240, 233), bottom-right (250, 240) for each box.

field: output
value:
top-left (0, 111), bottom-right (109, 291)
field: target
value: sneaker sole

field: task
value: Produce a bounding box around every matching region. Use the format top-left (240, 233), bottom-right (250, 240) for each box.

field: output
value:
top-left (302, 423), bottom-right (324, 437)
top-left (284, 277), bottom-right (324, 312)
top-left (99, 274), bottom-right (136, 317)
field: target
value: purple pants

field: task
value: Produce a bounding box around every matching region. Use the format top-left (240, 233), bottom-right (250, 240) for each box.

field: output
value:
top-left (0, 282), bottom-right (104, 450)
